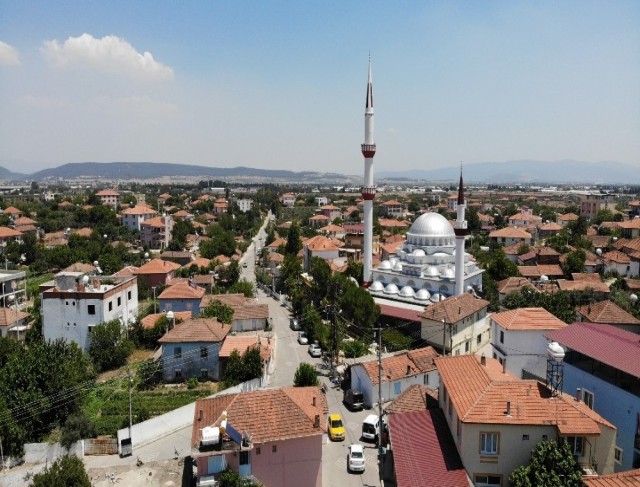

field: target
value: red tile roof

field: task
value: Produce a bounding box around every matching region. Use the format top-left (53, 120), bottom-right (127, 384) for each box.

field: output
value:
top-left (497, 277), bottom-right (536, 295)
top-left (158, 281), bottom-right (205, 300)
top-left (557, 280), bottom-right (610, 293)
top-left (489, 226), bottom-right (532, 239)
top-left (0, 226), bottom-right (22, 238)
top-left (136, 258), bottom-right (181, 275)
top-left (420, 293), bottom-right (489, 323)
top-left (378, 303), bottom-right (422, 322)
top-left (386, 384), bottom-right (438, 414)
top-left (359, 346), bottom-right (439, 385)
top-left (192, 387), bottom-right (327, 446)
top-left (577, 300), bottom-right (640, 325)
top-left (388, 409), bottom-right (467, 487)
top-left (141, 311), bottom-right (192, 329)
top-left (219, 335), bottom-right (272, 360)
top-left (491, 307), bottom-right (567, 330)
top-left (546, 322), bottom-right (640, 378)
top-left (158, 318), bottom-right (230, 343)
top-left (583, 468), bottom-right (640, 487)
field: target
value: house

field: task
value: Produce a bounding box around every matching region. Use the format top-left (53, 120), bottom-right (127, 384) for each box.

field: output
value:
top-left (2, 206), bottom-right (23, 219)
top-left (508, 212), bottom-right (540, 228)
top-left (319, 204), bottom-right (341, 221)
top-left (280, 193), bottom-right (296, 207)
top-left (380, 200), bottom-right (403, 217)
top-left (308, 214), bottom-right (329, 229)
top-left (517, 264), bottom-right (565, 280)
top-left (158, 317), bottom-right (231, 382)
top-left (135, 258), bottom-right (181, 288)
top-left (140, 310), bottom-right (192, 331)
top-left (218, 335), bottom-right (273, 386)
top-left (580, 193), bottom-right (610, 221)
top-left (236, 199), bottom-right (253, 213)
top-left (42, 273), bottom-right (138, 352)
top-left (160, 250), bottom-right (192, 266)
top-left (538, 221), bottom-right (563, 237)
top-left (490, 307), bottom-right (567, 380)
top-left (95, 189), bottom-right (120, 207)
top-left (583, 469), bottom-right (640, 486)
top-left (547, 323), bottom-right (640, 471)
top-left (420, 293), bottom-right (490, 356)
top-left (12, 216), bottom-right (38, 234)
top-left (314, 196), bottom-right (328, 206)
top-left (0, 307), bottom-right (30, 340)
top-left (601, 250), bottom-right (632, 276)
top-left (576, 300), bottom-right (640, 334)
top-left (201, 294), bottom-right (270, 332)
top-left (496, 277), bottom-right (536, 302)
top-left (158, 281), bottom-right (205, 315)
top-left (0, 226), bottom-right (23, 250)
top-left (140, 215), bottom-right (173, 250)
top-left (119, 204), bottom-right (157, 231)
top-left (489, 227), bottom-right (533, 247)
top-left (435, 355), bottom-right (617, 485)
top-left (302, 235), bottom-right (340, 271)
top-left (191, 387), bottom-right (327, 487)
top-left (348, 346), bottom-right (439, 408)
top-left (557, 212), bottom-right (580, 227)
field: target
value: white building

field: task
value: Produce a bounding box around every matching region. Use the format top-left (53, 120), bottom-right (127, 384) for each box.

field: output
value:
top-left (42, 273), bottom-right (138, 352)
top-left (490, 307), bottom-right (567, 380)
top-left (369, 212), bottom-right (483, 305)
top-left (119, 204), bottom-right (158, 231)
top-left (236, 198), bottom-right (253, 213)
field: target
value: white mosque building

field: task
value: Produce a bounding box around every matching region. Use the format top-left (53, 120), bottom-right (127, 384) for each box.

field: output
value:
top-left (369, 176), bottom-right (483, 305)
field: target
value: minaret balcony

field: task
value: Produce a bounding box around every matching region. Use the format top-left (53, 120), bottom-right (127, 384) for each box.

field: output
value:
top-left (361, 186), bottom-right (376, 200)
top-left (361, 144), bottom-right (377, 158)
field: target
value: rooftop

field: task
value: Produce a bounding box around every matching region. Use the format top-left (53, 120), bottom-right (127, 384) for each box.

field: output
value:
top-left (577, 300), bottom-right (640, 325)
top-left (359, 346), bottom-right (439, 385)
top-left (491, 307), bottom-right (567, 330)
top-left (158, 318), bottom-right (230, 344)
top-left (420, 293), bottom-right (489, 324)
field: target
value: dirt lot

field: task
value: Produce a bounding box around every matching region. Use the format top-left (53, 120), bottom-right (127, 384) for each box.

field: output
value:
top-left (87, 458), bottom-right (193, 487)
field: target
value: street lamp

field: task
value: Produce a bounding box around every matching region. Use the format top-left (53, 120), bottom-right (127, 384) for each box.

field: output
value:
top-left (166, 310), bottom-right (175, 334)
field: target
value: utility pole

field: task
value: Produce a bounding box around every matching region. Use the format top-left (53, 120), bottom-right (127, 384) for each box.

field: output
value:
top-left (442, 319), bottom-right (446, 356)
top-left (376, 326), bottom-right (383, 451)
top-left (127, 366), bottom-right (133, 444)
top-left (328, 281), bottom-right (339, 381)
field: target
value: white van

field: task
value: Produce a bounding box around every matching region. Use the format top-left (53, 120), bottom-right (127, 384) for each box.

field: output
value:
top-left (362, 414), bottom-right (379, 442)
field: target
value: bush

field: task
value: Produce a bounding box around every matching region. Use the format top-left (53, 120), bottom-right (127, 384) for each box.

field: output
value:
top-left (341, 340), bottom-right (368, 358)
top-left (88, 320), bottom-right (134, 372)
top-left (61, 412), bottom-right (96, 450)
top-left (294, 363), bottom-right (319, 387)
top-left (187, 377), bottom-right (199, 389)
top-left (30, 454), bottom-right (91, 487)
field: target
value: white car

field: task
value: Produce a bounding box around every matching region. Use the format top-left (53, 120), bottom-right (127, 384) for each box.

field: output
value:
top-left (308, 343), bottom-right (321, 357)
top-left (297, 331), bottom-right (308, 345)
top-left (347, 444), bottom-right (365, 473)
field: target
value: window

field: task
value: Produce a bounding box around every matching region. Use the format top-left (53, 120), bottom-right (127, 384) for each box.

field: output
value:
top-left (480, 432), bottom-right (499, 455)
top-left (174, 347), bottom-right (182, 359)
top-left (128, 290), bottom-right (132, 300)
top-left (477, 333), bottom-right (482, 344)
top-left (566, 436), bottom-right (584, 456)
top-left (65, 301), bottom-right (69, 305)
top-left (200, 347), bottom-right (208, 358)
top-left (522, 434), bottom-right (529, 441)
top-left (499, 330), bottom-right (504, 343)
top-left (394, 382), bottom-right (401, 395)
top-left (582, 389), bottom-right (594, 409)
top-left (542, 434), bottom-right (548, 441)
top-left (272, 445), bottom-right (277, 453)
top-left (175, 369), bottom-right (182, 379)
top-left (448, 400), bottom-right (452, 417)
top-left (475, 475), bottom-right (501, 486)
top-left (200, 369), bottom-right (208, 379)
top-left (456, 418), bottom-right (461, 440)
top-left (108, 301), bottom-right (113, 311)
top-left (614, 446), bottom-right (623, 464)
top-left (465, 341), bottom-right (470, 353)
top-left (88, 304), bottom-right (96, 315)
top-left (117, 297), bottom-right (121, 306)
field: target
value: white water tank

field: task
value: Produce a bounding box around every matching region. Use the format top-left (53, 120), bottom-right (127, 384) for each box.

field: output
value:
top-left (548, 342), bottom-right (565, 363)
top-left (201, 426), bottom-right (220, 446)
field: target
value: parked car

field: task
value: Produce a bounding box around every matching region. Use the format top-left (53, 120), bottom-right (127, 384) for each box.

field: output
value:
top-left (297, 331), bottom-right (308, 345)
top-left (343, 389), bottom-right (364, 411)
top-left (362, 414), bottom-right (380, 442)
top-left (308, 343), bottom-right (321, 357)
top-left (327, 413), bottom-right (345, 441)
top-left (347, 444), bottom-right (365, 473)
top-left (289, 318), bottom-right (300, 331)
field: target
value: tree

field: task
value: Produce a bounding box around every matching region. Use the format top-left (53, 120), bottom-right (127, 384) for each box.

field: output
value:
top-left (229, 278), bottom-right (256, 298)
top-left (285, 221), bottom-right (302, 256)
top-left (60, 412), bottom-right (97, 450)
top-left (222, 347), bottom-right (264, 388)
top-left (562, 249), bottom-right (586, 276)
top-left (509, 440), bottom-right (583, 487)
top-left (222, 350), bottom-right (245, 387)
top-left (294, 362), bottom-right (319, 387)
top-left (30, 454), bottom-right (91, 487)
top-left (88, 319), bottom-right (134, 372)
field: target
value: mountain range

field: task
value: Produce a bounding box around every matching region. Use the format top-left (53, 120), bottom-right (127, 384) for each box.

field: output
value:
top-left (0, 160), bottom-right (637, 185)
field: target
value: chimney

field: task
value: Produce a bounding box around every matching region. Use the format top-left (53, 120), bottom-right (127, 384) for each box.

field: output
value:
top-left (312, 396), bottom-right (316, 407)
top-left (198, 409), bottom-right (203, 421)
top-left (480, 354), bottom-right (486, 366)
top-left (314, 414), bottom-right (320, 428)
top-left (506, 401), bottom-right (511, 417)
top-left (576, 388), bottom-right (582, 402)
top-left (407, 365), bottom-right (411, 375)
top-left (502, 358), bottom-right (507, 374)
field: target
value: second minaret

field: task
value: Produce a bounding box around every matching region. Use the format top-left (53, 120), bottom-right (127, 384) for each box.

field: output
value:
top-left (361, 57), bottom-right (376, 286)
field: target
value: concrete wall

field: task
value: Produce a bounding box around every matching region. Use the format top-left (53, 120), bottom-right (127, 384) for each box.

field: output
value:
top-left (492, 325), bottom-right (561, 379)
top-left (24, 441), bottom-right (83, 464)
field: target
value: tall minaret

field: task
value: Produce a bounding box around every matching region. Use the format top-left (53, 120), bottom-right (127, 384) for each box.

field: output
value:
top-left (454, 169), bottom-right (468, 296)
top-left (361, 56), bottom-right (376, 287)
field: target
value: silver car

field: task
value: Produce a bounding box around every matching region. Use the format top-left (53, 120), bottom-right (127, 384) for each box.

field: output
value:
top-left (297, 331), bottom-right (308, 345)
top-left (308, 343), bottom-right (321, 357)
top-left (347, 444), bottom-right (365, 473)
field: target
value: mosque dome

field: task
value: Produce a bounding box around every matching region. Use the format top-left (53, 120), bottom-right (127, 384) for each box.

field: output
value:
top-left (369, 281), bottom-right (384, 292)
top-left (384, 283), bottom-right (399, 295)
top-left (393, 261), bottom-right (403, 272)
top-left (412, 249), bottom-right (426, 257)
top-left (424, 266), bottom-right (439, 277)
top-left (441, 268), bottom-right (455, 279)
top-left (430, 292), bottom-right (443, 303)
top-left (408, 212), bottom-right (455, 239)
top-left (399, 286), bottom-right (415, 297)
top-left (379, 260), bottom-right (392, 270)
top-left (415, 289), bottom-right (431, 301)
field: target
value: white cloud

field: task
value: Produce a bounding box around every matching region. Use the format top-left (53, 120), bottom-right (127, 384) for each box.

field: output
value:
top-left (22, 94), bottom-right (67, 109)
top-left (41, 33), bottom-right (173, 81)
top-left (0, 41), bottom-right (20, 66)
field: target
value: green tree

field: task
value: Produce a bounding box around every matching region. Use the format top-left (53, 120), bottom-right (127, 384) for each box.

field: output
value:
top-left (341, 340), bottom-right (368, 358)
top-left (88, 319), bottom-right (134, 372)
top-left (30, 454), bottom-right (91, 487)
top-left (339, 283), bottom-right (380, 336)
top-left (229, 278), bottom-right (256, 298)
top-left (562, 249), bottom-right (586, 276)
top-left (60, 412), bottom-right (97, 450)
top-left (201, 300), bottom-right (234, 323)
top-left (509, 440), bottom-right (582, 487)
top-left (222, 349), bottom-right (245, 387)
top-left (294, 362), bottom-right (319, 387)
top-left (242, 346), bottom-right (264, 381)
top-left (285, 221), bottom-right (302, 256)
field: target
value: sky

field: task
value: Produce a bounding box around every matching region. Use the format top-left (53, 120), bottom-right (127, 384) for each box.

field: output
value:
top-left (0, 1), bottom-right (639, 177)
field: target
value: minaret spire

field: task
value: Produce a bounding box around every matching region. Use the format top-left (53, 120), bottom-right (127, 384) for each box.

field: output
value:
top-left (454, 166), bottom-right (468, 295)
top-left (361, 56), bottom-right (376, 286)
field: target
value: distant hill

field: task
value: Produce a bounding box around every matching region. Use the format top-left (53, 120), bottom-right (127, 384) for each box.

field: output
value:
top-left (0, 166), bottom-right (27, 181)
top-left (377, 160), bottom-right (640, 185)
